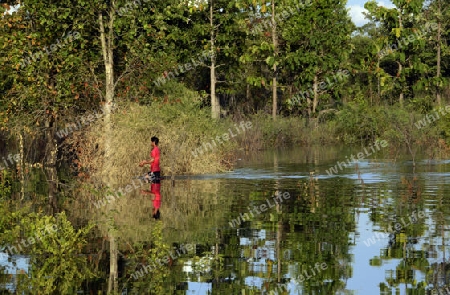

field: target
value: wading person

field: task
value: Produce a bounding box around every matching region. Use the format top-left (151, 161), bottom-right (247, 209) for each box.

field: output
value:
top-left (141, 178), bottom-right (161, 220)
top-left (139, 136), bottom-right (160, 182)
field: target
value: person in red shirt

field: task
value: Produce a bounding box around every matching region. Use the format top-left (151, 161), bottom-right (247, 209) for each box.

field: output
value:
top-left (141, 179), bottom-right (161, 220)
top-left (139, 136), bottom-right (160, 182)
top-left (151, 180), bottom-right (161, 219)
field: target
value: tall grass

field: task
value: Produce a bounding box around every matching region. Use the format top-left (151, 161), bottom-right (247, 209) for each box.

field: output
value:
top-left (236, 112), bottom-right (339, 150)
top-left (66, 82), bottom-right (241, 185)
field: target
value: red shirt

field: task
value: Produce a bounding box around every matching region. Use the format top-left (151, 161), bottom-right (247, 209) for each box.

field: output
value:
top-left (150, 146), bottom-right (160, 172)
top-left (151, 182), bottom-right (161, 209)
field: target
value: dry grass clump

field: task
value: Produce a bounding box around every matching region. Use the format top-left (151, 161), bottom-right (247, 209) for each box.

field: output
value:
top-left (112, 102), bottom-right (238, 181)
top-left (66, 91), bottom-right (237, 186)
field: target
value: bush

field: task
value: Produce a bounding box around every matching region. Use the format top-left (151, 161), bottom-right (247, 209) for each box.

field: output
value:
top-left (0, 169), bottom-right (12, 199)
top-left (334, 102), bottom-right (389, 144)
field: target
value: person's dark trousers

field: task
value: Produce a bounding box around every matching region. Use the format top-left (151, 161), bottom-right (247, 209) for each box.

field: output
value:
top-left (147, 171), bottom-right (161, 182)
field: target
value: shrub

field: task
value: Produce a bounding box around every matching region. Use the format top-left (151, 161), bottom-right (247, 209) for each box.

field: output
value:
top-left (334, 102), bottom-right (389, 144)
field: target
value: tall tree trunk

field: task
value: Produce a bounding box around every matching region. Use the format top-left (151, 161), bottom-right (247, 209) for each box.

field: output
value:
top-left (436, 0), bottom-right (442, 106)
top-left (398, 9), bottom-right (404, 107)
top-left (397, 61), bottom-right (403, 107)
top-left (277, 217), bottom-right (282, 283)
top-left (45, 165), bottom-right (58, 214)
top-left (210, 0), bottom-right (219, 119)
top-left (44, 116), bottom-right (58, 214)
top-left (377, 59), bottom-right (381, 104)
top-left (246, 83), bottom-right (250, 113)
top-left (271, 1), bottom-right (277, 120)
top-left (274, 152), bottom-right (281, 283)
top-left (306, 96), bottom-right (311, 119)
top-left (99, 6), bottom-right (118, 294)
top-left (313, 75), bottom-right (318, 114)
top-left (99, 8), bottom-right (115, 184)
top-left (108, 234), bottom-right (118, 293)
top-left (18, 132), bottom-right (25, 200)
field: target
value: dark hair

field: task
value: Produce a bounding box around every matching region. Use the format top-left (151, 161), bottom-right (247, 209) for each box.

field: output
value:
top-left (151, 136), bottom-right (159, 145)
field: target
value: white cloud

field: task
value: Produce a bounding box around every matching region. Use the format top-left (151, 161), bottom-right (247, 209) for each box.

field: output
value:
top-left (347, 1), bottom-right (396, 27)
top-left (348, 5), bottom-right (369, 27)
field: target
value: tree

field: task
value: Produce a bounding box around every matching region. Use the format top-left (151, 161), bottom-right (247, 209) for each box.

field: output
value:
top-left (184, 0), bottom-right (247, 119)
top-left (423, 0), bottom-right (450, 106)
top-left (349, 22), bottom-right (396, 106)
top-left (364, 0), bottom-right (436, 107)
top-left (271, 1), bottom-right (278, 119)
top-left (282, 0), bottom-right (353, 117)
top-left (239, 0), bottom-right (301, 116)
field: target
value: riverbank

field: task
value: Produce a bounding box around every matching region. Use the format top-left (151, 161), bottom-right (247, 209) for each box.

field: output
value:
top-left (78, 99), bottom-right (450, 178)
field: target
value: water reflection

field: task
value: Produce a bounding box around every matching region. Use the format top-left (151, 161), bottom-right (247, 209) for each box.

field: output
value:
top-left (141, 178), bottom-right (162, 220)
top-left (2, 147), bottom-right (450, 294)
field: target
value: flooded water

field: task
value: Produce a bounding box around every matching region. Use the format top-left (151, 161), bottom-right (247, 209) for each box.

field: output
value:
top-left (2, 145), bottom-right (450, 294)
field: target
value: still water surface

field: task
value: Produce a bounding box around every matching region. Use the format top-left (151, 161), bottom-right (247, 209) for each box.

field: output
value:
top-left (2, 146), bottom-right (450, 294)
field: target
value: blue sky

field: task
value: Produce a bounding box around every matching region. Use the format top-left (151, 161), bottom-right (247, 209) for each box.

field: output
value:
top-left (347, 0), bottom-right (395, 26)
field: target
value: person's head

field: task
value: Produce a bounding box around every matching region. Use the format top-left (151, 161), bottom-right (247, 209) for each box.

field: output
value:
top-left (151, 136), bottom-right (159, 147)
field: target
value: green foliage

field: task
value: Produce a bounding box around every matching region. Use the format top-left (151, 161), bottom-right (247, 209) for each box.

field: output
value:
top-left (0, 204), bottom-right (96, 293)
top-left (435, 110), bottom-right (450, 142)
top-left (381, 107), bottom-right (422, 158)
top-left (363, 0), bottom-right (448, 105)
top-left (127, 221), bottom-right (171, 294)
top-left (0, 169), bottom-right (12, 199)
top-left (0, 202), bottom-right (30, 248)
top-left (332, 101), bottom-right (450, 159)
top-left (146, 80), bottom-right (206, 124)
top-left (282, 0), bottom-right (353, 114)
top-left (239, 112), bottom-right (302, 149)
top-left (14, 212), bottom-right (96, 295)
top-left (408, 96), bottom-right (434, 114)
top-left (21, 211), bottom-right (93, 254)
top-left (237, 112), bottom-right (339, 150)
top-left (335, 103), bottom-right (389, 144)
top-left (0, 0), bottom-right (92, 135)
